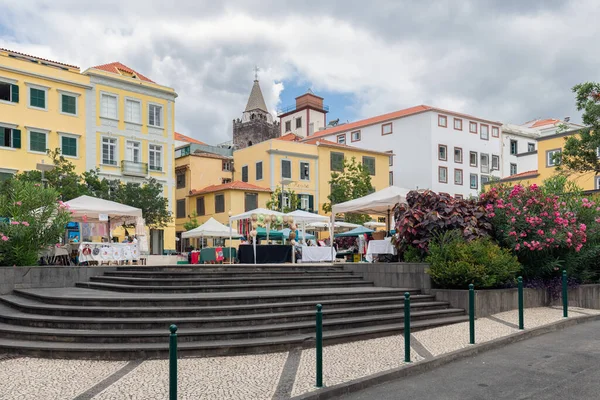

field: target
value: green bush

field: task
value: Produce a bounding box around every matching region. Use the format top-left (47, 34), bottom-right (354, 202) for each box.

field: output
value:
top-left (402, 246), bottom-right (424, 262)
top-left (426, 231), bottom-right (521, 289)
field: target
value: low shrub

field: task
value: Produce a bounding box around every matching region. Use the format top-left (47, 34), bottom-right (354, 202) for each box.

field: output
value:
top-left (426, 231), bottom-right (521, 289)
top-left (402, 246), bottom-right (424, 262)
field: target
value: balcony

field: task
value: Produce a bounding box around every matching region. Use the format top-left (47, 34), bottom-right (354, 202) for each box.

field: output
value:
top-left (121, 160), bottom-right (148, 177)
top-left (277, 103), bottom-right (329, 116)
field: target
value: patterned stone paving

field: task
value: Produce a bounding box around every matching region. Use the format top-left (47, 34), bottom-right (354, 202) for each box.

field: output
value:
top-left (0, 307), bottom-right (595, 400)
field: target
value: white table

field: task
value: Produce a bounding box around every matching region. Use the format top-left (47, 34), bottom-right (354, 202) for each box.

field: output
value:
top-left (301, 246), bottom-right (334, 263)
top-left (78, 242), bottom-right (139, 264)
top-left (366, 239), bottom-right (396, 262)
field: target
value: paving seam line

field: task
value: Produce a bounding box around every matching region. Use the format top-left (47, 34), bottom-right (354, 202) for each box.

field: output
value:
top-left (72, 359), bottom-right (144, 400)
top-left (486, 315), bottom-right (520, 329)
top-left (289, 313), bottom-right (600, 400)
top-left (272, 348), bottom-right (303, 400)
top-left (408, 334), bottom-right (433, 359)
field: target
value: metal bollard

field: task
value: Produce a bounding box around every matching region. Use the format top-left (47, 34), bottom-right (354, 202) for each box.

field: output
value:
top-left (316, 304), bottom-right (323, 388)
top-left (469, 284), bottom-right (475, 344)
top-left (404, 292), bottom-right (411, 363)
top-left (562, 270), bottom-right (568, 318)
top-left (169, 324), bottom-right (178, 400)
top-left (518, 277), bottom-right (524, 330)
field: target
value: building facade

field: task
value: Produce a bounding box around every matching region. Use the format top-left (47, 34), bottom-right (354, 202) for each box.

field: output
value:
top-left (277, 90), bottom-right (328, 138)
top-left (0, 48), bottom-right (90, 181)
top-left (304, 105), bottom-right (503, 198)
top-left (501, 124), bottom-right (539, 178)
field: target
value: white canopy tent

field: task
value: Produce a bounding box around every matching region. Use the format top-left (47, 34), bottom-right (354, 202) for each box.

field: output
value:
top-left (305, 221), bottom-right (360, 231)
top-left (181, 217), bottom-right (241, 239)
top-left (64, 195), bottom-right (143, 222)
top-left (228, 208), bottom-right (286, 264)
top-left (364, 221), bottom-right (386, 229)
top-left (285, 210), bottom-right (328, 244)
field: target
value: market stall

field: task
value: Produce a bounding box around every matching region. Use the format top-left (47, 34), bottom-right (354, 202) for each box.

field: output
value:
top-left (181, 217), bottom-right (241, 264)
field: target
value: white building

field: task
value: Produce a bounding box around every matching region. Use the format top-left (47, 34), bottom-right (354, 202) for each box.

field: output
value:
top-left (501, 124), bottom-right (539, 178)
top-left (302, 104), bottom-right (503, 198)
top-left (277, 90), bottom-right (328, 138)
top-left (521, 118), bottom-right (583, 137)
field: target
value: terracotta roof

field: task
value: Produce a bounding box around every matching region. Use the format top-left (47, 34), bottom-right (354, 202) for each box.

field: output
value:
top-left (530, 119), bottom-right (560, 128)
top-left (91, 62), bottom-right (154, 83)
top-left (498, 170), bottom-right (539, 182)
top-left (303, 138), bottom-right (392, 156)
top-left (304, 104), bottom-right (502, 141)
top-left (277, 133), bottom-right (303, 142)
top-left (0, 48), bottom-right (79, 69)
top-left (190, 181), bottom-right (271, 196)
top-left (191, 151), bottom-right (231, 160)
top-left (245, 80), bottom-right (268, 112)
top-left (175, 132), bottom-right (206, 145)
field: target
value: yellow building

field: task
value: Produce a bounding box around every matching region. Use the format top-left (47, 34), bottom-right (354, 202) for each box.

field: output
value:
top-left (0, 48), bottom-right (90, 180)
top-left (233, 134), bottom-right (391, 215)
top-left (81, 62), bottom-right (178, 254)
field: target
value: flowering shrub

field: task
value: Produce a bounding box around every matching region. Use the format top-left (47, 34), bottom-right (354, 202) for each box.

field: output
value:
top-left (0, 180), bottom-right (71, 266)
top-left (393, 190), bottom-right (491, 255)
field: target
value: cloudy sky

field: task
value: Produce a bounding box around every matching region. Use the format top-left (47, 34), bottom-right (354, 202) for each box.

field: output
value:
top-left (1, 0), bottom-right (598, 144)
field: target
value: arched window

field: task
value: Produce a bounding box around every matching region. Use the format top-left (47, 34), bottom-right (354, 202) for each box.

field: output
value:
top-left (248, 141), bottom-right (253, 147)
top-left (251, 113), bottom-right (255, 120)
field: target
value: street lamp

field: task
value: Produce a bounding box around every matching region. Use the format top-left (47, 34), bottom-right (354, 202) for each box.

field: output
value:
top-left (280, 179), bottom-right (294, 212)
top-left (36, 160), bottom-right (55, 189)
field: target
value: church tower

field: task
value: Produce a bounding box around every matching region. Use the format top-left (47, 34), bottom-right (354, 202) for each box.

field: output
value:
top-left (233, 73), bottom-right (280, 149)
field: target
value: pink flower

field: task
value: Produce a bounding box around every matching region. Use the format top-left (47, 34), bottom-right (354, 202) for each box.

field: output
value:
top-left (537, 230), bottom-right (544, 236)
top-left (10, 221), bottom-right (19, 225)
top-left (34, 183), bottom-right (40, 187)
top-left (579, 223), bottom-right (587, 232)
top-left (1, 236), bottom-right (8, 241)
top-left (21, 221), bottom-right (29, 227)
top-left (515, 243), bottom-right (520, 251)
top-left (14, 201), bottom-right (21, 206)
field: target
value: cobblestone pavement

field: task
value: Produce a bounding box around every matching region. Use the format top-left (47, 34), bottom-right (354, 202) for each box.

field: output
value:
top-left (0, 307), bottom-right (595, 400)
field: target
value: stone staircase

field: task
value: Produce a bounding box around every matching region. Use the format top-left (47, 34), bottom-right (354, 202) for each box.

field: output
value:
top-left (0, 265), bottom-right (468, 359)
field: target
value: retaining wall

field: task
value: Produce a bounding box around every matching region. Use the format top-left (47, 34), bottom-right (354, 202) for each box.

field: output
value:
top-left (342, 263), bottom-right (431, 293)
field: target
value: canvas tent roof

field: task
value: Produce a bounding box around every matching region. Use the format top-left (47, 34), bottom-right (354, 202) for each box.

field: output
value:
top-left (181, 217), bottom-right (241, 239)
top-left (306, 221), bottom-right (360, 231)
top-left (334, 226), bottom-right (374, 237)
top-left (331, 186), bottom-right (410, 215)
top-left (229, 208), bottom-right (285, 222)
top-left (286, 210), bottom-right (328, 223)
top-left (64, 195), bottom-right (142, 222)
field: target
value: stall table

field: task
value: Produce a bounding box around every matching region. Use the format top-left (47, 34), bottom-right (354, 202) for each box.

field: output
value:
top-left (78, 242), bottom-right (139, 264)
top-left (238, 244), bottom-right (292, 264)
top-left (366, 239), bottom-right (397, 262)
top-left (301, 246), bottom-right (334, 263)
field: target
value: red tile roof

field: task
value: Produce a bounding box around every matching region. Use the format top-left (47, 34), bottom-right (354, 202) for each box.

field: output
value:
top-left (190, 181), bottom-right (272, 196)
top-left (278, 133), bottom-right (303, 142)
top-left (498, 170), bottom-right (539, 182)
top-left (91, 62), bottom-right (154, 83)
top-left (530, 119), bottom-right (560, 128)
top-left (175, 132), bottom-right (206, 145)
top-left (0, 48), bottom-right (79, 69)
top-left (303, 138), bottom-right (393, 156)
top-left (304, 104), bottom-right (502, 141)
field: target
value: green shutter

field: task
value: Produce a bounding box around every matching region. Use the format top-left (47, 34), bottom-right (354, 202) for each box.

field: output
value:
top-left (30, 88), bottom-right (46, 108)
top-left (11, 84), bottom-right (19, 103)
top-left (12, 129), bottom-right (21, 149)
top-left (308, 195), bottom-right (314, 212)
top-left (62, 136), bottom-right (77, 157)
top-left (30, 131), bottom-right (47, 153)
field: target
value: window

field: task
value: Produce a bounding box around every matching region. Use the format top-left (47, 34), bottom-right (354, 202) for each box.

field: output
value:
top-left (281, 159), bottom-right (292, 179)
top-left (61, 135), bottom-right (77, 157)
top-left (215, 194), bottom-right (225, 213)
top-left (510, 163), bottom-right (517, 176)
top-left (0, 172), bottom-right (14, 182)
top-left (469, 121), bottom-right (477, 133)
top-left (309, 123), bottom-right (314, 136)
top-left (245, 193), bottom-right (258, 212)
top-left (492, 155), bottom-right (500, 171)
top-left (480, 124), bottom-right (489, 140)
top-left (455, 194), bottom-right (464, 200)
top-left (454, 118), bottom-right (463, 130)
top-left (362, 156), bottom-right (376, 176)
top-left (454, 147), bottom-right (463, 163)
top-left (438, 166), bottom-right (448, 183)
top-left (330, 152), bottom-right (344, 172)
top-left (300, 195), bottom-right (310, 211)
top-left (389, 171), bottom-right (393, 186)
top-left (176, 199), bottom-right (186, 219)
top-left (547, 149), bottom-right (562, 167)
top-left (481, 154), bottom-right (489, 173)
top-left (60, 93), bottom-right (77, 115)
top-left (126, 140), bottom-right (141, 163)
top-left (351, 131), bottom-right (361, 142)
top-left (0, 128), bottom-right (21, 149)
top-left (102, 137), bottom-right (117, 165)
top-left (176, 172), bottom-right (186, 189)
top-left (596, 177), bottom-right (600, 190)
top-left (285, 121), bottom-right (291, 132)
top-left (469, 151), bottom-right (477, 167)
top-left (528, 142), bottom-right (535, 152)
top-left (510, 140), bottom-right (518, 155)
top-left (382, 123), bottom-right (393, 135)
top-left (148, 104), bottom-right (162, 127)
top-left (438, 145), bottom-right (447, 161)
top-left (0, 81), bottom-right (19, 103)
top-left (389, 154), bottom-right (393, 166)
top-left (295, 117), bottom-right (302, 129)
top-left (438, 115), bottom-right (447, 127)
top-left (100, 93), bottom-right (117, 119)
top-left (196, 197), bottom-right (205, 216)
top-left (454, 169), bottom-right (463, 185)
top-left (125, 99), bottom-right (141, 123)
top-left (337, 134), bottom-right (346, 144)
top-left (28, 131), bottom-right (46, 153)
top-left (242, 165), bottom-right (249, 182)
top-left (481, 175), bottom-right (490, 187)
top-left (149, 144), bottom-right (162, 171)
top-left (492, 126), bottom-right (499, 137)
top-left (256, 162), bottom-right (263, 180)
top-left (470, 173), bottom-right (478, 189)
top-left (300, 161), bottom-right (310, 180)
top-left (29, 87), bottom-right (46, 109)
top-left (213, 238), bottom-right (225, 247)
top-left (222, 160), bottom-right (232, 172)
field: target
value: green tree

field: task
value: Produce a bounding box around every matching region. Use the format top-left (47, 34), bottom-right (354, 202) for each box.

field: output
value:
top-left (558, 82), bottom-right (600, 174)
top-left (266, 186), bottom-right (299, 213)
top-left (322, 156), bottom-right (374, 224)
top-left (183, 211), bottom-right (200, 231)
top-left (111, 178), bottom-right (172, 228)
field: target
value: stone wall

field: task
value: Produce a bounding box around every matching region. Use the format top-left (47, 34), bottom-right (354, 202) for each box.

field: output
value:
top-left (233, 120), bottom-right (280, 150)
top-left (0, 266), bottom-right (117, 295)
top-left (342, 263), bottom-right (431, 293)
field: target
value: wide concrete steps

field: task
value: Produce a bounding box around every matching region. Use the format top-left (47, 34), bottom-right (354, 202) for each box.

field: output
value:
top-left (0, 265), bottom-right (466, 359)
